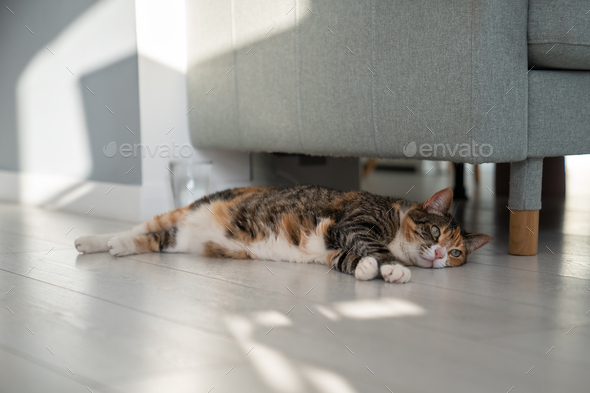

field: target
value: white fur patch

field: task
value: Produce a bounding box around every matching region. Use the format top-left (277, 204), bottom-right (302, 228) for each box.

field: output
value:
top-left (76, 225), bottom-right (147, 254)
top-left (425, 244), bottom-right (448, 268)
top-left (247, 219), bottom-right (332, 264)
top-left (107, 236), bottom-right (136, 256)
top-left (354, 257), bottom-right (379, 281)
top-left (381, 264), bottom-right (411, 284)
top-left (75, 233), bottom-right (123, 254)
top-left (386, 232), bottom-right (412, 264)
top-left (170, 205), bottom-right (229, 254)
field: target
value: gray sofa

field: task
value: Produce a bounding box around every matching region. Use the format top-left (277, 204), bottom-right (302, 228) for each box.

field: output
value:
top-left (186, 0), bottom-right (590, 255)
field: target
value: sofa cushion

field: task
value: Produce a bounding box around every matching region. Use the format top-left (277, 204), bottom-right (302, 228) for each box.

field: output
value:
top-left (528, 71), bottom-right (590, 158)
top-left (528, 0), bottom-right (590, 70)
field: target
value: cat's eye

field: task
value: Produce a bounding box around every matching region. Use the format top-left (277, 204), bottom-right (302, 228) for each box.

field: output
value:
top-left (430, 226), bottom-right (440, 238)
top-left (450, 249), bottom-right (462, 257)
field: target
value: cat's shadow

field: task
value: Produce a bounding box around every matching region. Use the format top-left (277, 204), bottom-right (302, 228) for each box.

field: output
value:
top-left (75, 251), bottom-right (116, 267)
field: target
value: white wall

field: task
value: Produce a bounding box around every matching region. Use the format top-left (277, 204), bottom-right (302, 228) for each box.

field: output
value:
top-left (134, 0), bottom-right (251, 221)
top-left (0, 0), bottom-right (143, 220)
top-left (0, 0), bottom-right (141, 180)
top-left (0, 0), bottom-right (251, 222)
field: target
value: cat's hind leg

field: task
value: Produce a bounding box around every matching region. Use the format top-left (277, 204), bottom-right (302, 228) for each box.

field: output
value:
top-left (75, 233), bottom-right (126, 254)
top-left (76, 205), bottom-right (190, 254)
top-left (107, 228), bottom-right (178, 257)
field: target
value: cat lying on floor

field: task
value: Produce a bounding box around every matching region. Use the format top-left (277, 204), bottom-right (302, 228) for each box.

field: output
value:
top-left (75, 186), bottom-right (491, 284)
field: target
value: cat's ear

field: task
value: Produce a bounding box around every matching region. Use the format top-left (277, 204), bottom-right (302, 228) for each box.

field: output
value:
top-left (423, 188), bottom-right (453, 215)
top-left (464, 233), bottom-right (493, 254)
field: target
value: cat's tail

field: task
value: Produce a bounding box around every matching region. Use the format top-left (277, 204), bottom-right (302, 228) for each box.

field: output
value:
top-left (75, 205), bottom-right (191, 254)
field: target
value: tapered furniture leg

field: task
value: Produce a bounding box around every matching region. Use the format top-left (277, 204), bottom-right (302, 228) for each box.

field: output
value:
top-left (509, 210), bottom-right (539, 255)
top-left (508, 158), bottom-right (543, 256)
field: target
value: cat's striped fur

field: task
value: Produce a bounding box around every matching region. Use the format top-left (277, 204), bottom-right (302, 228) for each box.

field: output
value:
top-left (75, 186), bottom-right (492, 283)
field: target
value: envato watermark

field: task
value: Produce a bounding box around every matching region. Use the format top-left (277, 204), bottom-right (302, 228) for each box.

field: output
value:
top-left (103, 141), bottom-right (194, 158)
top-left (403, 141), bottom-right (493, 158)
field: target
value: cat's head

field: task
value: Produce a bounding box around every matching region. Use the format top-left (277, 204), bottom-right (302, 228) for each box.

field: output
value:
top-left (400, 188), bottom-right (492, 268)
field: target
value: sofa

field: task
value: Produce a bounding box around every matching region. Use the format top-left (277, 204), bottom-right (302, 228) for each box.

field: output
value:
top-left (185, 0), bottom-right (590, 255)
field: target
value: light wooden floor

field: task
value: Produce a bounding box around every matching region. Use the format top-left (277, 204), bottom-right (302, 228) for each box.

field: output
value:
top-left (1, 174), bottom-right (590, 392)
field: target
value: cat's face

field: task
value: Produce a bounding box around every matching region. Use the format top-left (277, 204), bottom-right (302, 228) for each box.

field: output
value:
top-left (401, 188), bottom-right (492, 268)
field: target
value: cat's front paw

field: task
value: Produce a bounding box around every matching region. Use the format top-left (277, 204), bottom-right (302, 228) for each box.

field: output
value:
top-left (381, 264), bottom-right (411, 284)
top-left (354, 257), bottom-right (379, 281)
top-left (107, 236), bottom-right (136, 257)
top-left (75, 236), bottom-right (104, 254)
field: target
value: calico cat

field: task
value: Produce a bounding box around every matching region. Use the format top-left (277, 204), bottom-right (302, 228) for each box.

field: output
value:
top-left (75, 186), bottom-right (491, 284)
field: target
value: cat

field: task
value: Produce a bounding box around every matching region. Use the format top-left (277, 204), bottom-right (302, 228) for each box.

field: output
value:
top-left (75, 186), bottom-right (492, 284)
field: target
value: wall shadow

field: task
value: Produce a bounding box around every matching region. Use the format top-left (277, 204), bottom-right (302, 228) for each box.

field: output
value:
top-left (0, 0), bottom-right (102, 198)
top-left (79, 55), bottom-right (142, 185)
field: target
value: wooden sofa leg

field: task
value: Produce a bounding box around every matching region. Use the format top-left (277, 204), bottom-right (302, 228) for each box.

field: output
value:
top-left (508, 158), bottom-right (543, 256)
top-left (509, 210), bottom-right (539, 255)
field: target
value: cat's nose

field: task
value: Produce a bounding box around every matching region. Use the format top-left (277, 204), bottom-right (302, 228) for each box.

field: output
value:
top-left (434, 246), bottom-right (446, 260)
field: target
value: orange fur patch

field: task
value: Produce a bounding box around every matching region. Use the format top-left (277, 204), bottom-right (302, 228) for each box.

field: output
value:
top-left (440, 227), bottom-right (467, 266)
top-left (316, 217), bottom-right (332, 235)
top-left (211, 201), bottom-right (232, 227)
top-left (145, 206), bottom-right (190, 233)
top-left (210, 201), bottom-right (249, 242)
top-left (332, 192), bottom-right (357, 209)
top-left (326, 250), bottom-right (340, 267)
top-left (203, 241), bottom-right (252, 259)
top-left (133, 235), bottom-right (160, 253)
top-left (401, 215), bottom-right (418, 242)
top-left (281, 213), bottom-right (302, 246)
top-left (210, 188), bottom-right (272, 244)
